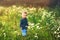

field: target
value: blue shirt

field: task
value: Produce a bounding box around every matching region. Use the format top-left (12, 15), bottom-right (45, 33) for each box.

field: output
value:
top-left (20, 18), bottom-right (28, 30)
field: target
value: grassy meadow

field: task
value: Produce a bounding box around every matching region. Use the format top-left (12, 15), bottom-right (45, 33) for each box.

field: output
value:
top-left (0, 5), bottom-right (60, 40)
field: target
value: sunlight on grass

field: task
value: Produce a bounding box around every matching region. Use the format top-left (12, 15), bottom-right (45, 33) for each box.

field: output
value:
top-left (0, 5), bottom-right (60, 40)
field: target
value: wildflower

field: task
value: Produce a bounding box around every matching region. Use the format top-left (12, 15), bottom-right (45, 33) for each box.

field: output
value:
top-left (17, 32), bottom-right (20, 36)
top-left (29, 23), bottom-right (34, 28)
top-left (31, 23), bottom-right (34, 26)
top-left (3, 33), bottom-right (6, 37)
top-left (34, 33), bottom-right (38, 39)
top-left (58, 35), bottom-right (60, 38)
top-left (15, 31), bottom-right (17, 33)
top-left (29, 8), bottom-right (36, 11)
top-left (57, 27), bottom-right (60, 31)
top-left (38, 28), bottom-right (40, 29)
top-left (54, 31), bottom-right (56, 34)
top-left (28, 26), bottom-right (31, 29)
top-left (14, 31), bottom-right (18, 34)
top-left (12, 5), bottom-right (16, 8)
top-left (35, 35), bottom-right (38, 38)
top-left (37, 26), bottom-right (39, 29)
top-left (17, 7), bottom-right (21, 10)
top-left (32, 26), bottom-right (35, 28)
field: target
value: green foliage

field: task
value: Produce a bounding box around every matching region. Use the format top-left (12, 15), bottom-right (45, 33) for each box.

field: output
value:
top-left (0, 6), bottom-right (60, 40)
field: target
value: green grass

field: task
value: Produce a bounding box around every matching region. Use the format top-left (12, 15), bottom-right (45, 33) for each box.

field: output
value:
top-left (0, 5), bottom-right (60, 40)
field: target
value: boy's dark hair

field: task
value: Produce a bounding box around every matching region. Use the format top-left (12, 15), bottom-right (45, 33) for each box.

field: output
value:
top-left (24, 12), bottom-right (27, 14)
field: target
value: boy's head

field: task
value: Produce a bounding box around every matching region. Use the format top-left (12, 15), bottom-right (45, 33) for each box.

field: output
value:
top-left (22, 11), bottom-right (27, 18)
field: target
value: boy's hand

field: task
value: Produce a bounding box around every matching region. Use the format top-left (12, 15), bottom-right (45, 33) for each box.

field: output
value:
top-left (25, 26), bottom-right (27, 27)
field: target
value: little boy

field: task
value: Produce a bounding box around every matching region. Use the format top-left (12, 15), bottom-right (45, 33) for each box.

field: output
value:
top-left (20, 11), bottom-right (28, 36)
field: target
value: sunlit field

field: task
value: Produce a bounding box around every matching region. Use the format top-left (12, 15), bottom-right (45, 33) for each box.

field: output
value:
top-left (0, 5), bottom-right (60, 40)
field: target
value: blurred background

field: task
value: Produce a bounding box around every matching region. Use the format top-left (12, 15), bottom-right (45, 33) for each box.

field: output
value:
top-left (0, 0), bottom-right (60, 40)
